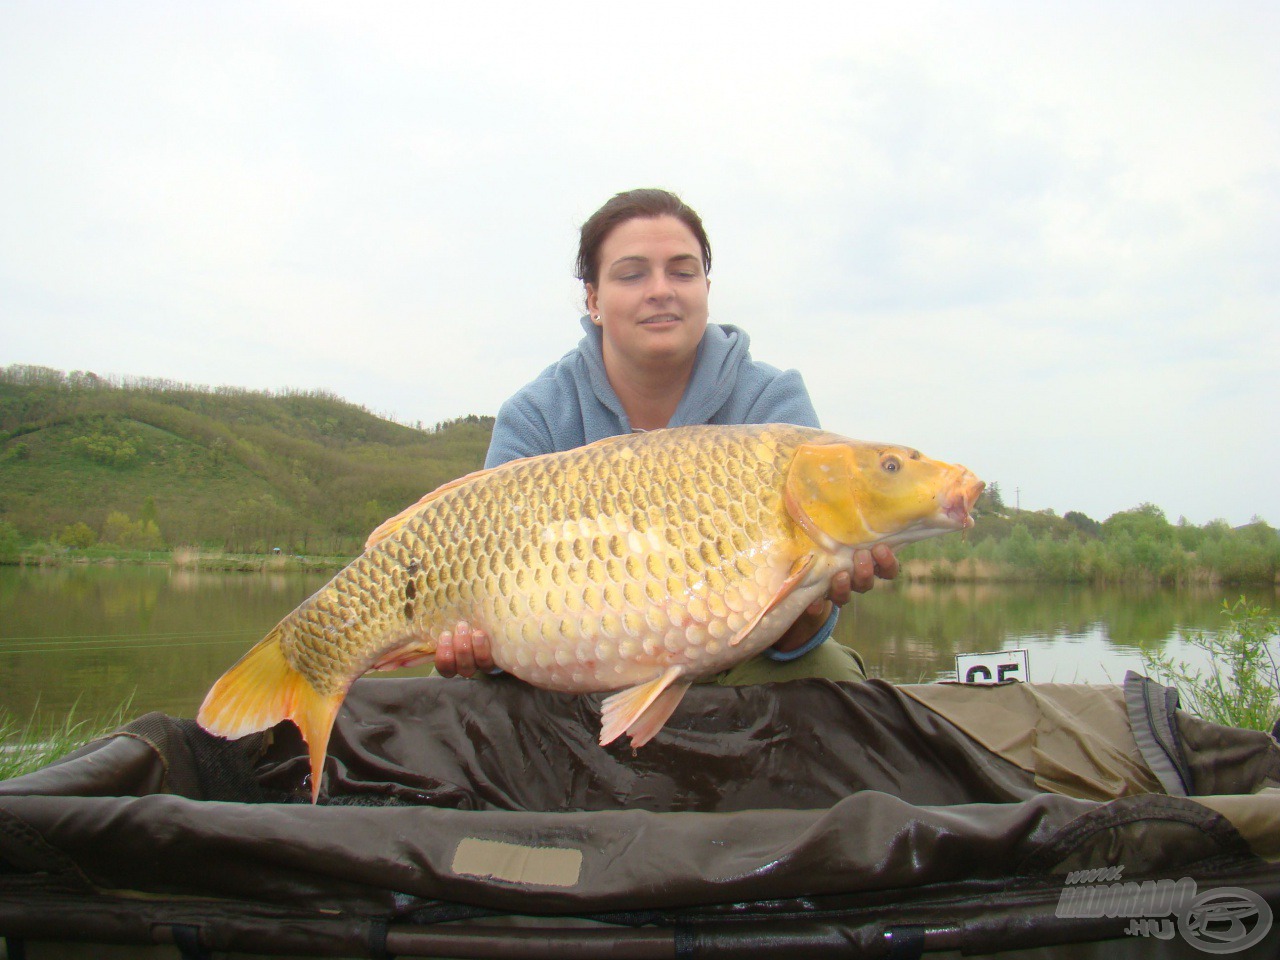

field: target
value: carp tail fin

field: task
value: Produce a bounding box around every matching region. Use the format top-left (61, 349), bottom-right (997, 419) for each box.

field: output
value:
top-left (197, 626), bottom-right (343, 803)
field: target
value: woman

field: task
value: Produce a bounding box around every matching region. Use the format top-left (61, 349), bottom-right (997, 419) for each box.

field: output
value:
top-left (436, 189), bottom-right (896, 682)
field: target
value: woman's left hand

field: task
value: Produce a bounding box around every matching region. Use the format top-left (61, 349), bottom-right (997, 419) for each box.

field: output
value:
top-left (848, 543), bottom-right (898, 596)
top-left (772, 544), bottom-right (898, 654)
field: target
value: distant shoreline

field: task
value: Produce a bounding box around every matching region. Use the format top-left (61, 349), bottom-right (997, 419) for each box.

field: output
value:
top-left (1, 548), bottom-right (347, 574)
top-left (897, 557), bottom-right (1279, 587)
top-left (3, 551), bottom-right (1276, 587)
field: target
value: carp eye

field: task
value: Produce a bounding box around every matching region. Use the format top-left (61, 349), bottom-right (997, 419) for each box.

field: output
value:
top-left (881, 455), bottom-right (902, 473)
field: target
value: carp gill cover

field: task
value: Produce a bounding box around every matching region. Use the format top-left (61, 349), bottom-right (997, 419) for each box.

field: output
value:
top-left (199, 424), bottom-right (984, 801)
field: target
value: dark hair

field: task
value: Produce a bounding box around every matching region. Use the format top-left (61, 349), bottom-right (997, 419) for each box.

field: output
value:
top-left (575, 188), bottom-right (712, 288)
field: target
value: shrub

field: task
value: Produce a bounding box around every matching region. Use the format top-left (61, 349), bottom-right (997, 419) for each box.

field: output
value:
top-left (70, 425), bottom-right (143, 467)
top-left (0, 519), bottom-right (21, 559)
top-left (1141, 599), bottom-right (1280, 732)
top-left (57, 521), bottom-right (98, 548)
top-left (101, 511), bottom-right (164, 549)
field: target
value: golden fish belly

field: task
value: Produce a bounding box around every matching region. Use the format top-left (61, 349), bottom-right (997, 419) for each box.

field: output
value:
top-left (484, 537), bottom-right (853, 692)
top-left (279, 424), bottom-right (830, 695)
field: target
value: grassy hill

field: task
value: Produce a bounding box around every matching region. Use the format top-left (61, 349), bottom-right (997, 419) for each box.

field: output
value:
top-left (0, 365), bottom-right (493, 556)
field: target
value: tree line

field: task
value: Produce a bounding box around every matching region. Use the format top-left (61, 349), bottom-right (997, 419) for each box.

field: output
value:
top-left (903, 483), bottom-right (1279, 585)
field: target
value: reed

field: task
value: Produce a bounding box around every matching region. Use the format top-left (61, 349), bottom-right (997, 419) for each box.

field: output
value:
top-left (0, 696), bottom-right (135, 781)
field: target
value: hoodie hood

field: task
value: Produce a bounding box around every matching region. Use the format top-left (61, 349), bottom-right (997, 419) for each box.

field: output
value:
top-left (576, 315), bottom-right (751, 430)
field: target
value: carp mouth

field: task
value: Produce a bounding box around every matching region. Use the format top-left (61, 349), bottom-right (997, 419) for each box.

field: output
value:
top-left (943, 472), bottom-right (985, 529)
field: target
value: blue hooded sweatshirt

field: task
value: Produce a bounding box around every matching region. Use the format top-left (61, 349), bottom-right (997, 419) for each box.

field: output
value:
top-left (484, 317), bottom-right (837, 661)
top-left (486, 317), bottom-right (820, 467)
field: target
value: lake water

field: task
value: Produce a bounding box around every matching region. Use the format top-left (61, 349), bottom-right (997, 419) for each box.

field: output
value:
top-left (1, 564), bottom-right (1275, 729)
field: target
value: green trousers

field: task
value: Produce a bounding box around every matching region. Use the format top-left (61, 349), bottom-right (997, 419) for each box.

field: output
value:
top-left (708, 641), bottom-right (867, 686)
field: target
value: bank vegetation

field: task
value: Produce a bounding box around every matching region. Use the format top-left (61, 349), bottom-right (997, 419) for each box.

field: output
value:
top-left (2, 365), bottom-right (1276, 586)
top-left (900, 483), bottom-right (1280, 586)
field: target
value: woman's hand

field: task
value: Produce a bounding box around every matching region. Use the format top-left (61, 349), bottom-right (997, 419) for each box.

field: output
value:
top-left (850, 543), bottom-right (898, 595)
top-left (434, 621), bottom-right (496, 678)
top-left (771, 544), bottom-right (898, 654)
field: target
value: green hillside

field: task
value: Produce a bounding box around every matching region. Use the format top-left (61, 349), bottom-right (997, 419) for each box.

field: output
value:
top-left (0, 365), bottom-right (492, 555)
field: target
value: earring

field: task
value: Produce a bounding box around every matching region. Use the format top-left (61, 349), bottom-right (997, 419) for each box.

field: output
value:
top-left (592, 315), bottom-right (603, 325)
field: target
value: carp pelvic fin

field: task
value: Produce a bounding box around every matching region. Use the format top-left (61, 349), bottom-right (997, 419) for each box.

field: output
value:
top-left (599, 666), bottom-right (691, 748)
top-left (368, 633), bottom-right (438, 671)
top-left (197, 626), bottom-right (343, 804)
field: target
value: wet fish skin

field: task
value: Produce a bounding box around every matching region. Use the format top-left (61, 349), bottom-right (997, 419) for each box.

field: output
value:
top-left (199, 424), bottom-right (983, 801)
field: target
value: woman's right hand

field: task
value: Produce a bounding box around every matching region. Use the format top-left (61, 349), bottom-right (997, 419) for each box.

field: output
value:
top-left (434, 621), bottom-right (496, 678)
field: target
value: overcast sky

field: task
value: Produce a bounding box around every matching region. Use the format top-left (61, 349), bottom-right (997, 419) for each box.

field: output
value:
top-left (1, 2), bottom-right (1276, 527)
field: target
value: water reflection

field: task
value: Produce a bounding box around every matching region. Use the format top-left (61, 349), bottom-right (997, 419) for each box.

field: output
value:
top-left (835, 581), bottom-right (1275, 685)
top-left (0, 567), bottom-right (1273, 729)
top-left (0, 565), bottom-right (331, 728)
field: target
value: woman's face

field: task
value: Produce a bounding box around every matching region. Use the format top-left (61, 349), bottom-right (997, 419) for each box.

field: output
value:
top-left (585, 215), bottom-right (710, 374)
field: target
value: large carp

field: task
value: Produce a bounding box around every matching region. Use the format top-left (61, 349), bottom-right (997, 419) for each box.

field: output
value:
top-left (199, 424), bottom-right (983, 801)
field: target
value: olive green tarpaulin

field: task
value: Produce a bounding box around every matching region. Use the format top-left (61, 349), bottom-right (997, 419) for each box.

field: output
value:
top-left (2, 673), bottom-right (1279, 958)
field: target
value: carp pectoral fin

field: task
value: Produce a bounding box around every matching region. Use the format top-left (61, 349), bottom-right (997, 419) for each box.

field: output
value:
top-left (198, 626), bottom-right (344, 804)
top-left (729, 554), bottom-right (815, 647)
top-left (599, 666), bottom-right (690, 748)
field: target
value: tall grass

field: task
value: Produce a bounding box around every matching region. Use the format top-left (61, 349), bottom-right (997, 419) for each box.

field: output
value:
top-left (0, 696), bottom-right (135, 781)
top-left (1140, 599), bottom-right (1280, 732)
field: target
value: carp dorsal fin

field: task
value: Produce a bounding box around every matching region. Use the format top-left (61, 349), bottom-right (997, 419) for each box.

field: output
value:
top-left (363, 469), bottom-right (489, 551)
top-left (579, 432), bottom-right (637, 451)
top-left (363, 455), bottom-right (538, 551)
top-left (783, 442), bottom-right (870, 549)
top-left (728, 553), bottom-right (815, 647)
top-left (364, 433), bottom-right (639, 552)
